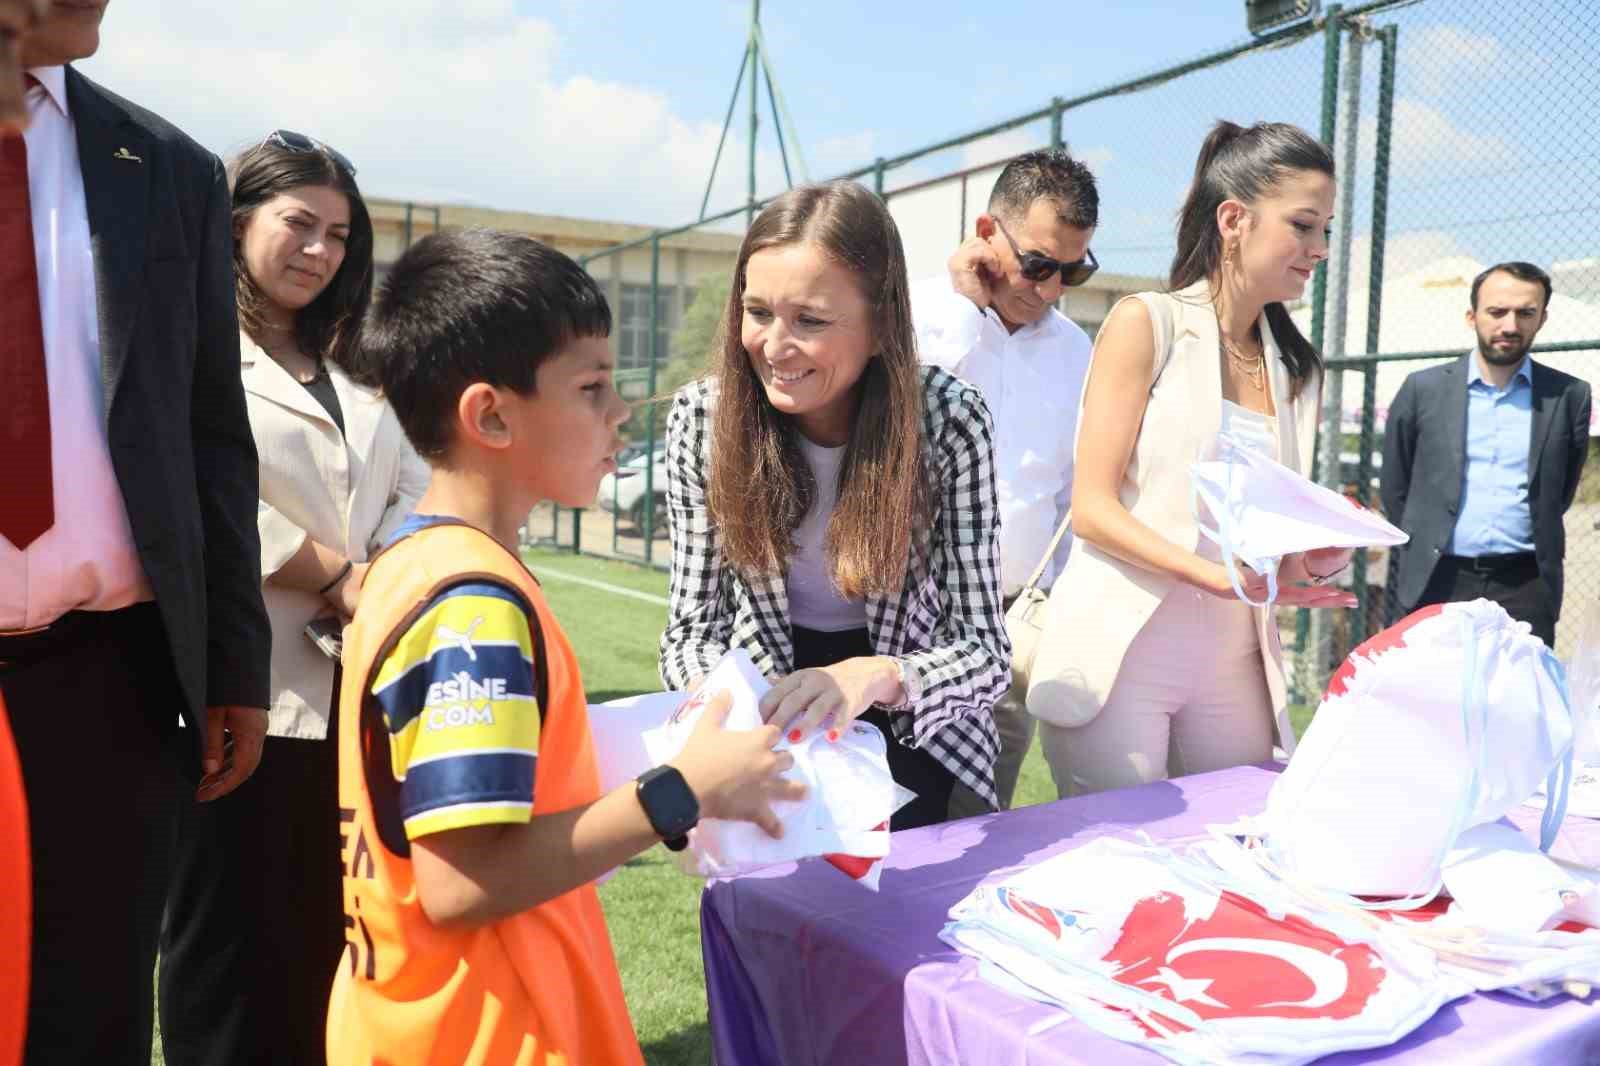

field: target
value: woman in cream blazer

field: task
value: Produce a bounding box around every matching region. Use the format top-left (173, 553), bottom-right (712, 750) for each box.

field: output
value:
top-left (1027, 122), bottom-right (1356, 798)
top-left (245, 333), bottom-right (427, 736)
top-left (160, 136), bottom-right (426, 1066)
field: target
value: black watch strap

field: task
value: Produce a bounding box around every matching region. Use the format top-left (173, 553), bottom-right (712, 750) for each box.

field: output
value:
top-left (636, 765), bottom-right (699, 851)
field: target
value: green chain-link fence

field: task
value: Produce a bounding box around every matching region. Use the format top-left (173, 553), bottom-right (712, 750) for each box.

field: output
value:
top-left (511, 0), bottom-right (1599, 701)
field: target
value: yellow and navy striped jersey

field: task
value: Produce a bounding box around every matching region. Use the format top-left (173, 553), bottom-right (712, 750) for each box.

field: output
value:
top-left (369, 579), bottom-right (541, 840)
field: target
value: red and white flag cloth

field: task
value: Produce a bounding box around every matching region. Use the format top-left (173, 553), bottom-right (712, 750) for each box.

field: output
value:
top-left (1199, 823), bottom-right (1600, 1003)
top-left (943, 838), bottom-right (1454, 1066)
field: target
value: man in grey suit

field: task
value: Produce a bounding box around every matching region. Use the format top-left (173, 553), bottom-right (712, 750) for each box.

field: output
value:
top-left (0, 3), bottom-right (270, 1062)
top-left (1380, 262), bottom-right (1591, 647)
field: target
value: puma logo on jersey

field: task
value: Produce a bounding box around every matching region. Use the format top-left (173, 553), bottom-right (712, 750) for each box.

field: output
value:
top-left (437, 616), bottom-right (485, 661)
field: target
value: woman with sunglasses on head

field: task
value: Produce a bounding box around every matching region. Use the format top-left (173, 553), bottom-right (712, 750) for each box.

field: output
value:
top-left (1027, 121), bottom-right (1356, 799)
top-left (659, 179), bottom-right (1010, 830)
top-left (158, 131), bottom-right (428, 1066)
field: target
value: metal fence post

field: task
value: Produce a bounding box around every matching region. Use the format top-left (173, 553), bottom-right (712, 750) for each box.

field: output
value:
top-left (642, 235), bottom-right (662, 564)
top-left (1308, 4), bottom-right (1344, 361)
top-left (1309, 17), bottom-right (1365, 680)
top-left (1352, 22), bottom-right (1398, 645)
top-left (1297, 3), bottom-right (1343, 700)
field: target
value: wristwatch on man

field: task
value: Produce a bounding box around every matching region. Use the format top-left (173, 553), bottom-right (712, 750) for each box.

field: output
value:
top-left (635, 765), bottom-right (700, 851)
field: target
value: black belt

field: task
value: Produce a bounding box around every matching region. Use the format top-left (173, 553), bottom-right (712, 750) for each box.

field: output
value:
top-left (0, 602), bottom-right (161, 666)
top-left (1443, 552), bottom-right (1536, 575)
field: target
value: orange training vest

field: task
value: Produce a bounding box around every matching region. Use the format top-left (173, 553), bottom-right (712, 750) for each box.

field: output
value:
top-left (327, 522), bottom-right (641, 1066)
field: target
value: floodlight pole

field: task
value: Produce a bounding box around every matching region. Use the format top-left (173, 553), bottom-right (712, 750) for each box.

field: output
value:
top-left (748, 0), bottom-right (760, 225)
top-left (698, 0), bottom-right (808, 223)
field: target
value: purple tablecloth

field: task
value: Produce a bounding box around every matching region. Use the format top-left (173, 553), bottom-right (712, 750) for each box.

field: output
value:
top-left (700, 764), bottom-right (1600, 1065)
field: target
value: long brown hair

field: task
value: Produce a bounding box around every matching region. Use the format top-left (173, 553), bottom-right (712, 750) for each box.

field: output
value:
top-left (707, 180), bottom-right (928, 598)
top-left (1169, 120), bottom-right (1333, 396)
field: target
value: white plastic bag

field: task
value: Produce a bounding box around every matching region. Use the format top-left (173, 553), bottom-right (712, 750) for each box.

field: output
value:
top-left (1264, 599), bottom-right (1575, 900)
top-left (636, 650), bottom-right (912, 885)
top-left (1190, 430), bottom-right (1409, 605)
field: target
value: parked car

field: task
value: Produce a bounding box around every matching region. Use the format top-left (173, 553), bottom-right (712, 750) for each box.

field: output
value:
top-left (597, 448), bottom-right (670, 536)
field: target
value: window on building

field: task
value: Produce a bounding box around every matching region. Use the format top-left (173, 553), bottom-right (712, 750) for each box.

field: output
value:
top-left (618, 283), bottom-right (680, 370)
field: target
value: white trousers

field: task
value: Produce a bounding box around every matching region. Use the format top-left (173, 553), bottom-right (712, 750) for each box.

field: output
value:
top-left (1039, 585), bottom-right (1273, 798)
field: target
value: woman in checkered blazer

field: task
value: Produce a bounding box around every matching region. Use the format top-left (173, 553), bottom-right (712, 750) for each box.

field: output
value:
top-left (659, 180), bottom-right (1009, 830)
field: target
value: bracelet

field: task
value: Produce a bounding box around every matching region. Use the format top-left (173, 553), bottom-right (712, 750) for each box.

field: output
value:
top-left (1305, 561), bottom-right (1349, 586)
top-left (318, 560), bottom-right (354, 596)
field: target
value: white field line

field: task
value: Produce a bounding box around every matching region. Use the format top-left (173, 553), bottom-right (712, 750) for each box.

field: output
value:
top-left (537, 566), bottom-right (669, 607)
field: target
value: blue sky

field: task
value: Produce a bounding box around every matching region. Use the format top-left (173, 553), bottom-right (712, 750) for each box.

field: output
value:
top-left (80, 0), bottom-right (1597, 302)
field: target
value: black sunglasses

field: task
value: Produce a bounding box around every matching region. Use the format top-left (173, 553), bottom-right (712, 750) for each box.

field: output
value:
top-left (255, 129), bottom-right (358, 178)
top-left (992, 216), bottom-right (1098, 287)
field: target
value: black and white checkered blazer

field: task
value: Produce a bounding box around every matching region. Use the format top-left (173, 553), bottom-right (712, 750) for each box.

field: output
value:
top-left (659, 365), bottom-right (1010, 807)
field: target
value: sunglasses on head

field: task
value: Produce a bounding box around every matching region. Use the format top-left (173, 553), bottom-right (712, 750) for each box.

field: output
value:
top-left (992, 216), bottom-right (1098, 287)
top-left (255, 129), bottom-right (358, 178)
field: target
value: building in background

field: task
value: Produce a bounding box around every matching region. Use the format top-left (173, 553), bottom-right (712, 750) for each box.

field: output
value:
top-left (368, 198), bottom-right (744, 397)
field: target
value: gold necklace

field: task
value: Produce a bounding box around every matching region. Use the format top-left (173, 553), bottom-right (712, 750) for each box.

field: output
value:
top-left (1220, 335), bottom-right (1265, 392)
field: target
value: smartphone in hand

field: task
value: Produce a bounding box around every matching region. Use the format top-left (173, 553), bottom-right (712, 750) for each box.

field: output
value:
top-left (304, 615), bottom-right (344, 662)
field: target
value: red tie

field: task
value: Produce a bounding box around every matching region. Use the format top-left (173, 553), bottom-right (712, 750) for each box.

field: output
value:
top-left (0, 127), bottom-right (52, 549)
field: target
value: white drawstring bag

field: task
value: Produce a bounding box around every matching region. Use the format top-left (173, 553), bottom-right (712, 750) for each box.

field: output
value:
top-left (1190, 431), bottom-right (1409, 605)
top-left (1263, 599), bottom-right (1575, 901)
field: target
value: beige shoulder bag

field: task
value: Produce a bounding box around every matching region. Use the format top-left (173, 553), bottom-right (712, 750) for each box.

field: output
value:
top-left (1003, 508), bottom-right (1072, 703)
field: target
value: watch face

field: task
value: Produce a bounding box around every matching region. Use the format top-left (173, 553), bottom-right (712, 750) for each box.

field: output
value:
top-left (639, 766), bottom-right (699, 839)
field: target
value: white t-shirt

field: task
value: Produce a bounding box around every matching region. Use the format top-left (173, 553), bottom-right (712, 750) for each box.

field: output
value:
top-left (785, 438), bottom-right (869, 633)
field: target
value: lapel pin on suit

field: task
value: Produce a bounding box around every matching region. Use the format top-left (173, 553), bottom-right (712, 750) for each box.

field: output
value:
top-left (112, 146), bottom-right (142, 163)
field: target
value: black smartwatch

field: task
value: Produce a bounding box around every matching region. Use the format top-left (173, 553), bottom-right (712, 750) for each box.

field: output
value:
top-left (635, 765), bottom-right (700, 852)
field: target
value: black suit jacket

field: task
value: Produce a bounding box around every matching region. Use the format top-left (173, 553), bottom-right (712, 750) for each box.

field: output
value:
top-left (65, 68), bottom-right (270, 744)
top-left (1380, 352), bottom-right (1592, 615)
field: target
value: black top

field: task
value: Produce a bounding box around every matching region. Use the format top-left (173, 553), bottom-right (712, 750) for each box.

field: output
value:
top-left (300, 367), bottom-right (345, 437)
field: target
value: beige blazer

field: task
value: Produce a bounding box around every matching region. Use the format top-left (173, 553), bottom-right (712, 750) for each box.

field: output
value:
top-left (241, 332), bottom-right (430, 739)
top-left (1026, 281), bottom-right (1321, 751)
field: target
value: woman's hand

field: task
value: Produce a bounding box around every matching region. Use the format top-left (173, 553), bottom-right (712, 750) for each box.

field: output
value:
top-left (326, 561), bottom-right (369, 620)
top-left (759, 656), bottom-right (905, 742)
top-left (1299, 546), bottom-right (1354, 584)
top-left (1199, 559), bottom-right (1357, 609)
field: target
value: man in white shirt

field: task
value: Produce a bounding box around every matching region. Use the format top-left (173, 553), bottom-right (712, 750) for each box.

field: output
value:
top-left (1, 4), bottom-right (270, 1063)
top-left (913, 148), bottom-right (1099, 808)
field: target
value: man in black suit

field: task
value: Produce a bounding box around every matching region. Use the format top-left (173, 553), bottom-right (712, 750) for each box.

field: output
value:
top-left (0, 3), bottom-right (271, 1063)
top-left (1381, 262), bottom-right (1592, 647)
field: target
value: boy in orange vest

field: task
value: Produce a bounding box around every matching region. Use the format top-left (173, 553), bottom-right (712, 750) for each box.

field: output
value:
top-left (326, 230), bottom-right (805, 1066)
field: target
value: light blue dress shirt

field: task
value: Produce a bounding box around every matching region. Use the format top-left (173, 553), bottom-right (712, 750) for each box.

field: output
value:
top-left (1448, 355), bottom-right (1535, 556)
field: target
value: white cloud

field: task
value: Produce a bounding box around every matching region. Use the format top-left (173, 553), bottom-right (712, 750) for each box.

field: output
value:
top-left (77, 0), bottom-right (829, 225)
top-left (1401, 25), bottom-right (1508, 99)
top-left (1356, 97), bottom-right (1514, 176)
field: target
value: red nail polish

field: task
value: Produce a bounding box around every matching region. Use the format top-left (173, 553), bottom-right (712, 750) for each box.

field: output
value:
top-left (826, 729), bottom-right (840, 743)
top-left (788, 729), bottom-right (802, 743)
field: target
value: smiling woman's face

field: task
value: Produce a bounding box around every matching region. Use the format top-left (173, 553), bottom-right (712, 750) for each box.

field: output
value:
top-left (236, 185), bottom-right (351, 317)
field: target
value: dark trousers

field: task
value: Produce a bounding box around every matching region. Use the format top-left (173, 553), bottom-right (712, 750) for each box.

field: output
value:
top-left (790, 626), bottom-right (957, 831)
top-left (0, 603), bottom-right (186, 1066)
top-left (159, 677), bottom-right (343, 1066)
top-left (1413, 553), bottom-right (1554, 646)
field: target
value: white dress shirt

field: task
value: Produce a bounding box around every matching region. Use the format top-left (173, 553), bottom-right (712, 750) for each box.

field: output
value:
top-left (0, 67), bottom-right (152, 631)
top-left (912, 275), bottom-right (1092, 597)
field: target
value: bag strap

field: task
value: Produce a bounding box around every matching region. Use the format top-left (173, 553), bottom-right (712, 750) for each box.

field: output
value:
top-left (1018, 508), bottom-right (1072, 596)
